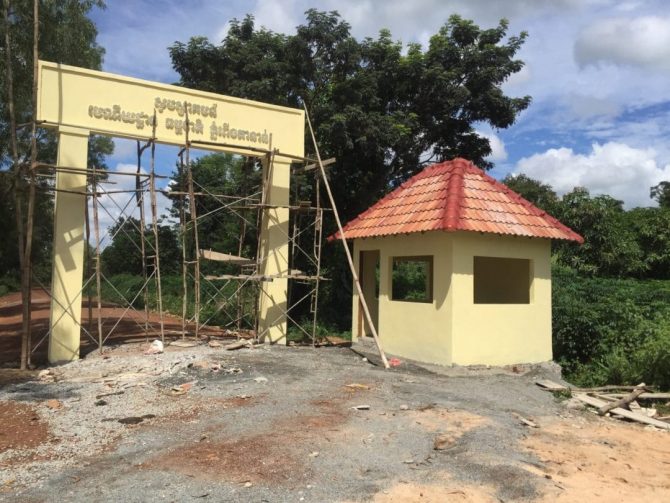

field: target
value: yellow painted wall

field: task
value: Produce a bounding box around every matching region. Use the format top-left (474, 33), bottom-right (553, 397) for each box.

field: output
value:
top-left (451, 232), bottom-right (552, 366)
top-left (351, 231), bottom-right (552, 367)
top-left (352, 232), bottom-right (453, 365)
top-left (48, 127), bottom-right (89, 363)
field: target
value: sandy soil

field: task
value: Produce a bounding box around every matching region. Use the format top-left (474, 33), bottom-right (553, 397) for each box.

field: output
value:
top-left (526, 417), bottom-right (670, 501)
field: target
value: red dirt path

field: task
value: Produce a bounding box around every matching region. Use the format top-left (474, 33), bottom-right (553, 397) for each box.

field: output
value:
top-left (0, 289), bottom-right (228, 365)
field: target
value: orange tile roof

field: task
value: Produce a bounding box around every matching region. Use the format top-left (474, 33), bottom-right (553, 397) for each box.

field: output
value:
top-left (331, 158), bottom-right (583, 243)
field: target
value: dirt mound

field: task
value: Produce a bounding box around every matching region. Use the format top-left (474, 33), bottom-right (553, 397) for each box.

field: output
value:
top-left (0, 401), bottom-right (49, 454)
top-left (148, 393), bottom-right (351, 485)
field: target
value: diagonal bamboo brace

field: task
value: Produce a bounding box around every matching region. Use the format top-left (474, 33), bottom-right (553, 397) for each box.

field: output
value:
top-left (303, 103), bottom-right (390, 369)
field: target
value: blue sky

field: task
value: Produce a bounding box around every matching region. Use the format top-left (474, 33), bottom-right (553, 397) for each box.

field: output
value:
top-left (90, 0), bottom-right (670, 213)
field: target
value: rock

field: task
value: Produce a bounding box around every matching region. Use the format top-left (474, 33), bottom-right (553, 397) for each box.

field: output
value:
top-left (564, 398), bottom-right (586, 411)
top-left (189, 360), bottom-right (211, 370)
top-left (434, 433), bottom-right (458, 450)
top-left (45, 399), bottom-right (63, 410)
top-left (118, 414), bottom-right (156, 425)
top-left (144, 340), bottom-right (164, 355)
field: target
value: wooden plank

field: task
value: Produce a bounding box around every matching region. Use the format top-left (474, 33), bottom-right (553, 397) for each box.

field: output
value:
top-left (535, 379), bottom-right (568, 391)
top-left (598, 386), bottom-right (647, 416)
top-left (205, 274), bottom-right (274, 282)
top-left (573, 393), bottom-right (670, 430)
top-left (199, 249), bottom-right (254, 265)
top-left (604, 392), bottom-right (670, 400)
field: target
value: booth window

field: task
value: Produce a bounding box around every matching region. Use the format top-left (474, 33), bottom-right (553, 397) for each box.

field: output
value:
top-left (391, 256), bottom-right (433, 303)
top-left (473, 256), bottom-right (531, 304)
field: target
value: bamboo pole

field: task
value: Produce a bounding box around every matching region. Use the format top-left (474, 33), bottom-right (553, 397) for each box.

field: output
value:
top-left (302, 103), bottom-right (389, 369)
top-left (311, 175), bottom-right (323, 347)
top-left (149, 115), bottom-right (165, 341)
top-left (136, 141), bottom-right (150, 335)
top-left (16, 0), bottom-right (39, 367)
top-left (179, 152), bottom-right (188, 338)
top-left (85, 195), bottom-right (92, 333)
top-left (91, 176), bottom-right (104, 352)
top-left (184, 109), bottom-right (201, 338)
top-left (254, 147), bottom-right (274, 342)
top-left (4, 0), bottom-right (28, 369)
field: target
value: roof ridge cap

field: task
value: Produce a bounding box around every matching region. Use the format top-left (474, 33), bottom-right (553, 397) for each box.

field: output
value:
top-left (442, 159), bottom-right (467, 229)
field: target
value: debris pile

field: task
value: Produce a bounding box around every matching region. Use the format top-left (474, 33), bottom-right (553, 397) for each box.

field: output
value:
top-left (536, 380), bottom-right (670, 430)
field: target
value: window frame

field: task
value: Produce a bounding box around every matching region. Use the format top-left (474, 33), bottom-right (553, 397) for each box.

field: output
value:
top-left (472, 255), bottom-right (532, 305)
top-left (390, 255), bottom-right (434, 304)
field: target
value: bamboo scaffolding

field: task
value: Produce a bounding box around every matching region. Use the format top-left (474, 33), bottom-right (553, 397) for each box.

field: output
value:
top-left (184, 111), bottom-right (201, 339)
top-left (303, 103), bottom-right (390, 368)
top-left (311, 174), bottom-right (324, 347)
top-left (91, 174), bottom-right (104, 352)
top-left (137, 140), bottom-right (150, 334)
top-left (179, 150), bottom-right (188, 338)
top-left (15, 90), bottom-right (342, 362)
top-left (148, 116), bottom-right (165, 342)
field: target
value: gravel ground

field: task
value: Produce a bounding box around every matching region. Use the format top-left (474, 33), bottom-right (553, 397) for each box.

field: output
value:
top-left (0, 341), bottom-right (665, 502)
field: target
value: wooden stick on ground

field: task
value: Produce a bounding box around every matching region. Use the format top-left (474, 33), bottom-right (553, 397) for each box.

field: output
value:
top-left (597, 384), bottom-right (648, 416)
top-left (303, 103), bottom-right (390, 369)
top-left (574, 393), bottom-right (670, 430)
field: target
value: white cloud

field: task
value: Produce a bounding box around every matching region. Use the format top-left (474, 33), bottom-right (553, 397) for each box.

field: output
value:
top-left (513, 142), bottom-right (670, 208)
top-left (252, 0), bottom-right (300, 34)
top-left (575, 16), bottom-right (670, 72)
top-left (478, 131), bottom-right (508, 162)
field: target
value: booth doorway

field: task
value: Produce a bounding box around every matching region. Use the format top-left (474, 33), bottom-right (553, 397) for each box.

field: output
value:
top-left (358, 250), bottom-right (380, 338)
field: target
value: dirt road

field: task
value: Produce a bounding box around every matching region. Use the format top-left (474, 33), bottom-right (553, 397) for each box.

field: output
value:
top-left (0, 344), bottom-right (668, 502)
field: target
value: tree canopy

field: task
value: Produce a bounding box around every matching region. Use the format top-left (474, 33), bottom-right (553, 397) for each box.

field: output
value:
top-left (0, 0), bottom-right (112, 282)
top-left (169, 10), bottom-right (531, 221)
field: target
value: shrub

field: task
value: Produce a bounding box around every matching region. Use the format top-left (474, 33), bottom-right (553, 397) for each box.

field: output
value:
top-left (553, 265), bottom-right (670, 390)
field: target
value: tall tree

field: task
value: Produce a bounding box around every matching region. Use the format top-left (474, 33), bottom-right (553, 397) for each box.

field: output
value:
top-left (169, 11), bottom-right (530, 328)
top-left (0, 0), bottom-right (111, 278)
top-left (502, 173), bottom-right (559, 213)
top-left (1, 0), bottom-right (111, 367)
top-left (650, 181), bottom-right (670, 209)
top-left (170, 10), bottom-right (530, 219)
top-left (552, 188), bottom-right (644, 277)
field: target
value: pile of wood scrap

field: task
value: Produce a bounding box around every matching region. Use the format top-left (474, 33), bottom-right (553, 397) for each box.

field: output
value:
top-left (536, 380), bottom-right (670, 430)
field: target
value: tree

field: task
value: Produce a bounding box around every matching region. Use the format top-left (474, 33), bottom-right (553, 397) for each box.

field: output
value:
top-left (168, 153), bottom-right (261, 272)
top-left (101, 217), bottom-right (180, 276)
top-left (170, 11), bottom-right (530, 219)
top-left (650, 181), bottom-right (670, 209)
top-left (169, 11), bottom-right (530, 328)
top-left (502, 173), bottom-right (559, 212)
top-left (626, 207), bottom-right (670, 279)
top-left (552, 188), bottom-right (645, 277)
top-left (1, 0), bottom-right (111, 367)
top-left (1, 0), bottom-right (112, 281)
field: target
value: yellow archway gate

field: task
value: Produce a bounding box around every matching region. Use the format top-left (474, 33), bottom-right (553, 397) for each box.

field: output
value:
top-left (37, 61), bottom-right (304, 364)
